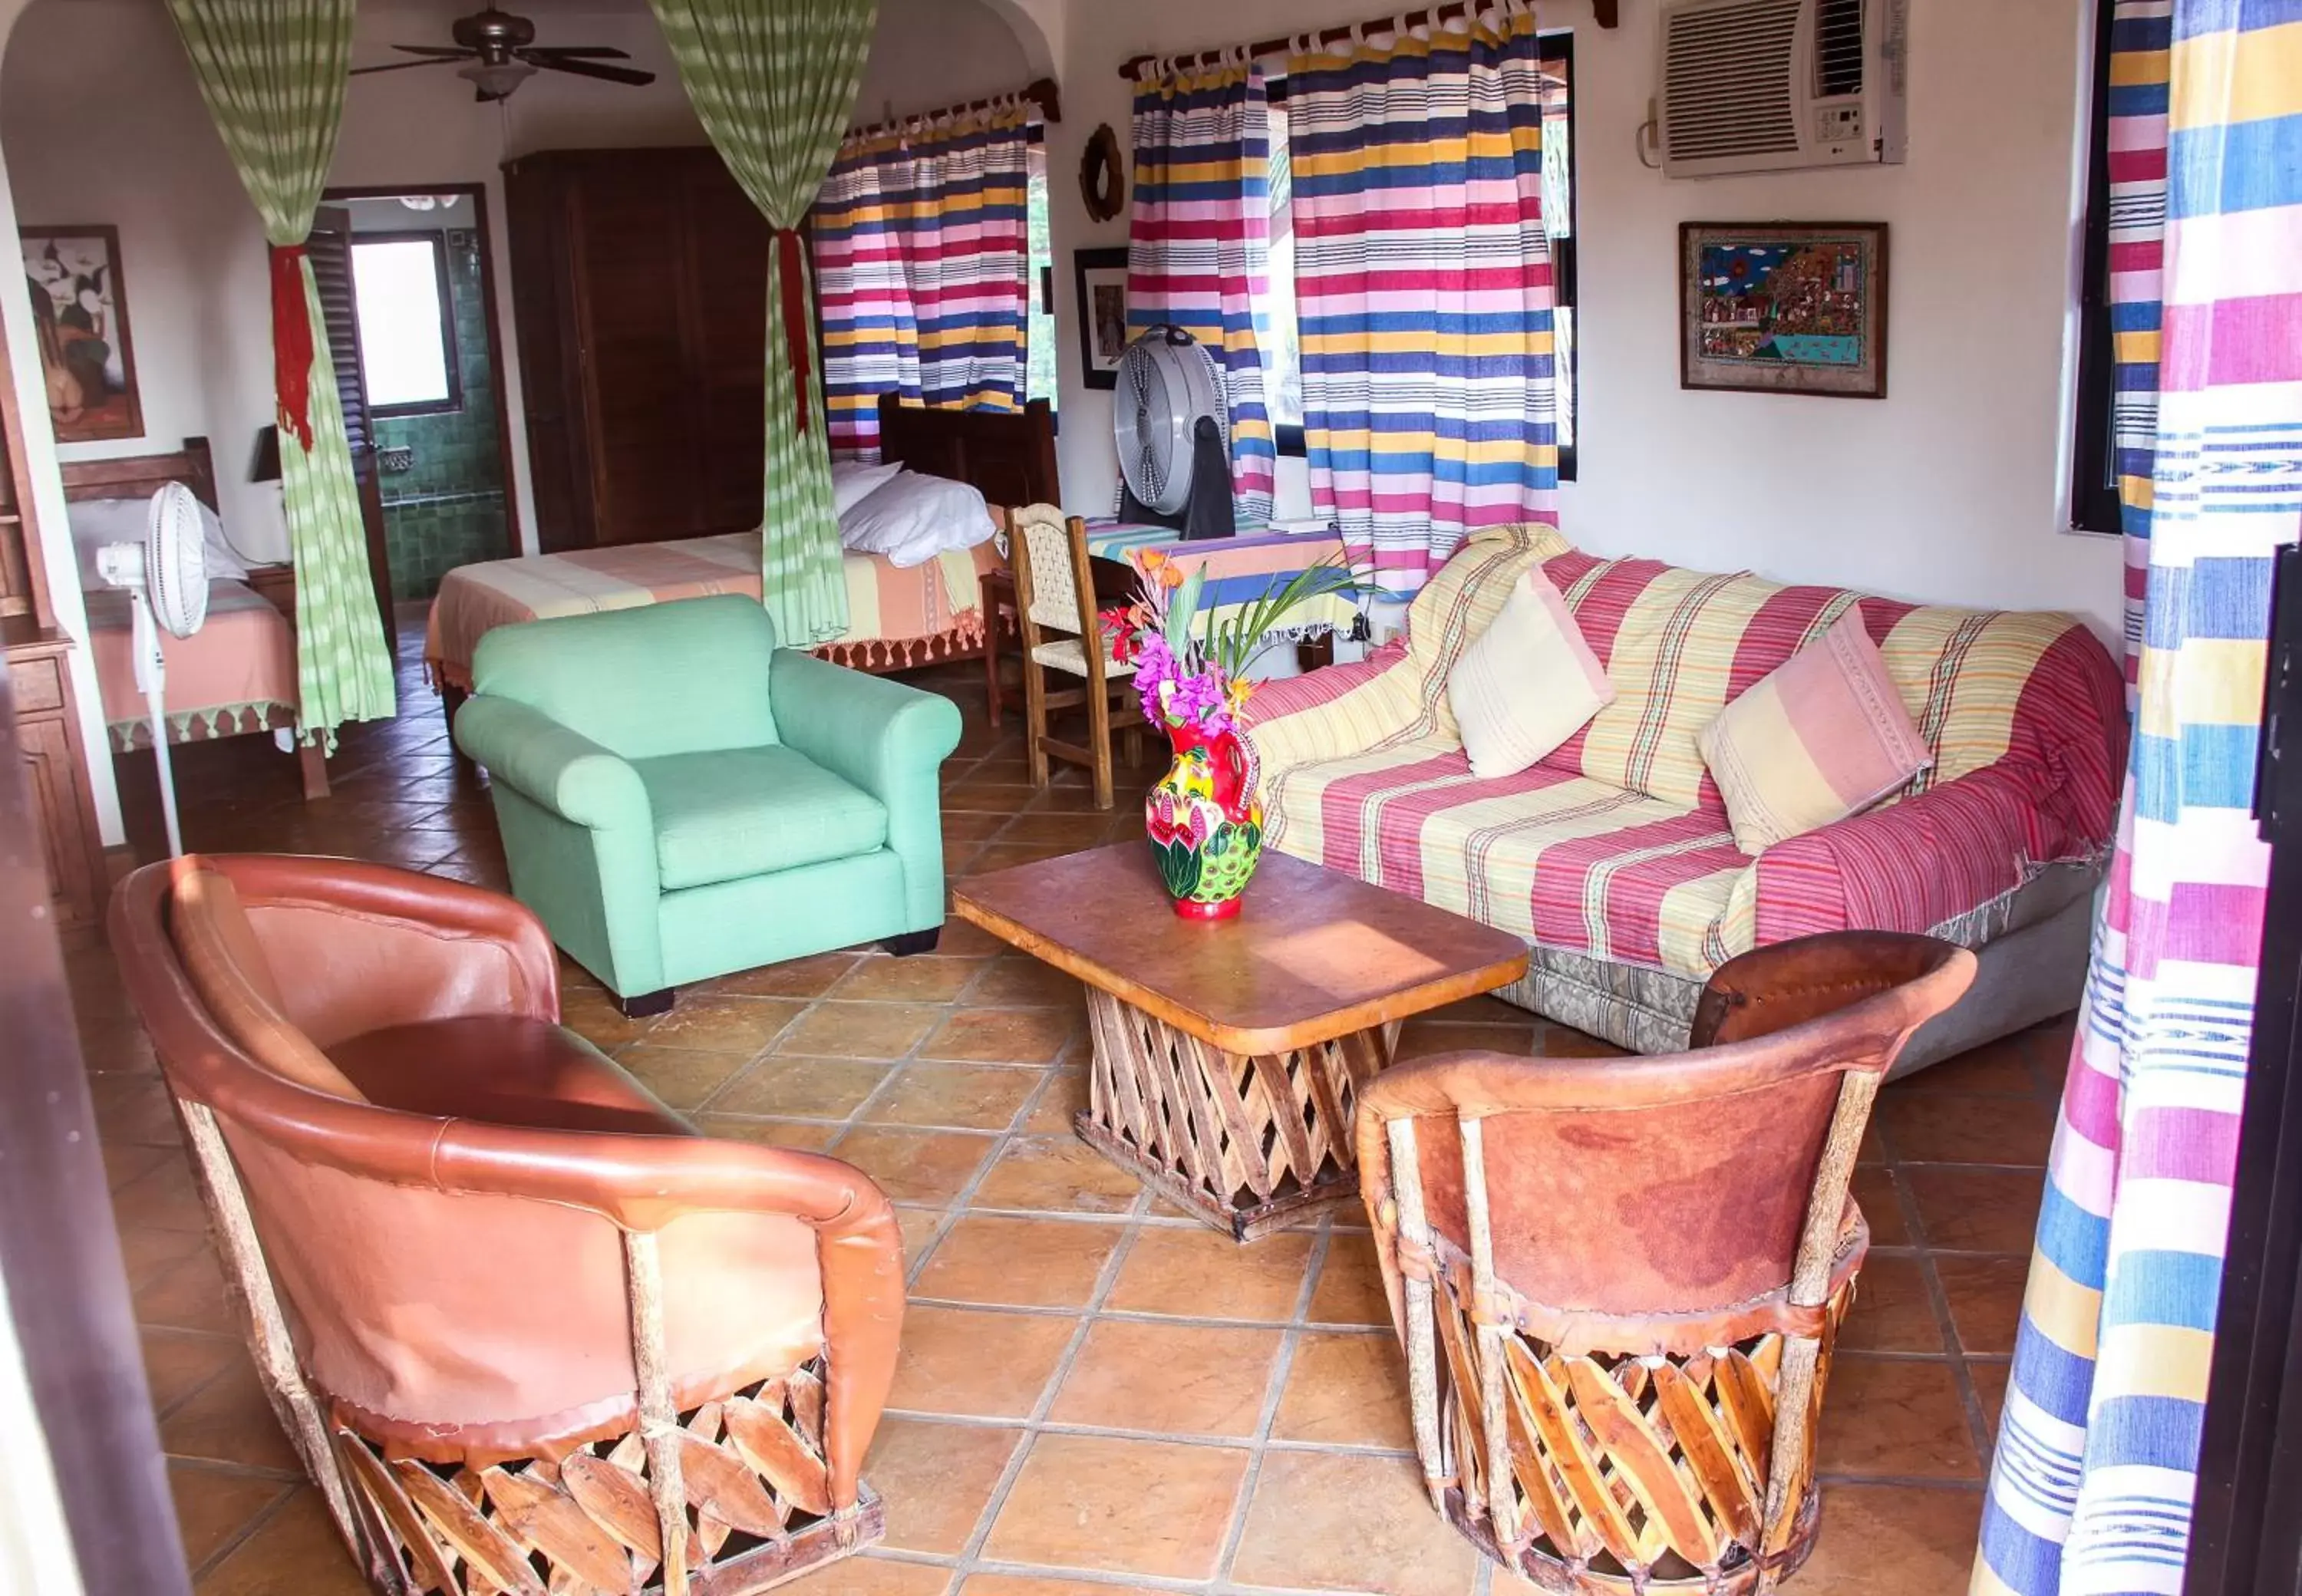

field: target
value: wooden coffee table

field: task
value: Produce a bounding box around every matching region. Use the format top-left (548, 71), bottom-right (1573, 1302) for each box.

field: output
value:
top-left (952, 844), bottom-right (1529, 1240)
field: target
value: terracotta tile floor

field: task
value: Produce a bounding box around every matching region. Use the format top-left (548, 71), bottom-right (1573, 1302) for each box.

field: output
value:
top-left (71, 610), bottom-right (2063, 1594)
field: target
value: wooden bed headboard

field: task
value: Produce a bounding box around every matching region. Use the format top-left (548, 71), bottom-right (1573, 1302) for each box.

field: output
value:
top-left (876, 395), bottom-right (1060, 510)
top-left (57, 437), bottom-right (220, 513)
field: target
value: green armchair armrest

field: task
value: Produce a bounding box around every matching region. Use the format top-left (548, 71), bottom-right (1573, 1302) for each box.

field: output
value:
top-left (770, 651), bottom-right (962, 932)
top-left (453, 697), bottom-right (651, 833)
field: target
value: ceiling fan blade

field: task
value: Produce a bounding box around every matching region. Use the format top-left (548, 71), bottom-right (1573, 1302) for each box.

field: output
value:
top-left (528, 57), bottom-right (655, 87)
top-left (351, 56), bottom-right (470, 75)
top-left (391, 44), bottom-right (474, 57)
top-left (516, 45), bottom-right (632, 61)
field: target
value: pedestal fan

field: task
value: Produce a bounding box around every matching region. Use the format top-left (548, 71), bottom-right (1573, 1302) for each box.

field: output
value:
top-left (96, 483), bottom-right (208, 857)
top-left (1115, 325), bottom-right (1235, 540)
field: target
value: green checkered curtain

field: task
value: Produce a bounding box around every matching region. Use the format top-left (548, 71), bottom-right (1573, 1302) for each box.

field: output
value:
top-left (649, 0), bottom-right (876, 645)
top-left (166, 0), bottom-right (394, 741)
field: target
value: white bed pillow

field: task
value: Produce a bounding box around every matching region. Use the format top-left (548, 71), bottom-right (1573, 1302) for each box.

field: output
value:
top-left (838, 470), bottom-right (995, 569)
top-left (68, 492), bottom-right (249, 586)
top-left (830, 459), bottom-right (903, 516)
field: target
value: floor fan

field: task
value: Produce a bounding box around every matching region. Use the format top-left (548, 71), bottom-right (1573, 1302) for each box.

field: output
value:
top-left (1115, 326), bottom-right (1236, 540)
top-left (97, 482), bottom-right (208, 857)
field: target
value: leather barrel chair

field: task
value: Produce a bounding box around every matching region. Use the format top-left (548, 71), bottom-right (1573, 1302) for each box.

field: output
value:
top-left (1354, 932), bottom-right (1976, 1595)
top-left (111, 854), bottom-right (905, 1596)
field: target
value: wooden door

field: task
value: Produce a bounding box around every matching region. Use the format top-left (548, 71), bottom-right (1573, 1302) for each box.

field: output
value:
top-left (680, 156), bottom-right (770, 536)
top-left (504, 162), bottom-right (588, 552)
top-left (568, 160), bottom-right (698, 545)
top-left (306, 206), bottom-right (396, 647)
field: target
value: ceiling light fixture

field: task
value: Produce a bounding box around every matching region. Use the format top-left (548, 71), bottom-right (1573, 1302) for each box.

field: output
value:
top-left (458, 60), bottom-right (537, 100)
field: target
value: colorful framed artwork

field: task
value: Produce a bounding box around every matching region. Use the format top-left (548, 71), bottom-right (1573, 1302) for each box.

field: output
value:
top-left (21, 225), bottom-right (144, 442)
top-left (1679, 222), bottom-right (1888, 399)
top-left (1073, 246), bottom-right (1130, 391)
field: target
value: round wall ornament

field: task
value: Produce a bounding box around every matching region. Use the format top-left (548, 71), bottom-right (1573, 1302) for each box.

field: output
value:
top-left (1079, 124), bottom-right (1125, 223)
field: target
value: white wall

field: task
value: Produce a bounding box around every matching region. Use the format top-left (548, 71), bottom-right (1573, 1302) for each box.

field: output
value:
top-left (1047, 0), bottom-right (2124, 641)
top-left (2, 0), bottom-right (1033, 562)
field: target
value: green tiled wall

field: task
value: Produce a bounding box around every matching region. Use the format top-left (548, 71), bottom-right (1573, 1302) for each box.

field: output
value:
top-left (375, 227), bottom-right (509, 602)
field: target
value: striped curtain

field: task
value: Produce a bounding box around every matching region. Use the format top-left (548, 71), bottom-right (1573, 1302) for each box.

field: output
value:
top-left (164, 0), bottom-right (394, 744)
top-left (2104, 0), bottom-right (2168, 693)
top-left (1973, 2), bottom-right (2299, 1591)
top-left (1285, 1), bottom-right (1558, 600)
top-left (1126, 60), bottom-right (1277, 526)
top-left (813, 105), bottom-right (1033, 461)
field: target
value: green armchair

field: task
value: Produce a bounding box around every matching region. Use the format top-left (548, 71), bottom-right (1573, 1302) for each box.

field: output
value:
top-left (454, 595), bottom-right (963, 1014)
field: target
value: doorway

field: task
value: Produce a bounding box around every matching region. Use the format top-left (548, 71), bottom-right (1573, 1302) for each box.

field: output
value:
top-left (319, 183), bottom-right (518, 627)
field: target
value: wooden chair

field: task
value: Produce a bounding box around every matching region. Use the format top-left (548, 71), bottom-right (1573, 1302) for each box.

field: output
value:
top-left (1007, 503), bottom-right (1144, 809)
top-left (1354, 932), bottom-right (1976, 1594)
top-left (111, 854), bottom-right (905, 1596)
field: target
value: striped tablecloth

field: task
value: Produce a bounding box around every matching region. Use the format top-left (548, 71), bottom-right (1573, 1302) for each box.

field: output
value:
top-left (1083, 524), bottom-right (1363, 653)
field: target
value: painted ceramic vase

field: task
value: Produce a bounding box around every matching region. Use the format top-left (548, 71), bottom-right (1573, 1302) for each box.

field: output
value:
top-left (1146, 721), bottom-right (1264, 920)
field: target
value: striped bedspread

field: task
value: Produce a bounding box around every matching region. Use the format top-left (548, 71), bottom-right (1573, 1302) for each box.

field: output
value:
top-left (84, 579), bottom-right (300, 749)
top-left (1083, 523), bottom-right (1363, 649)
top-left (1244, 524), bottom-right (2126, 981)
top-left (424, 534), bottom-right (1001, 689)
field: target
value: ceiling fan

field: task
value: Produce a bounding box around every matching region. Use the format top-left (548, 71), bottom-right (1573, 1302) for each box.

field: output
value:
top-left (351, 7), bottom-right (657, 103)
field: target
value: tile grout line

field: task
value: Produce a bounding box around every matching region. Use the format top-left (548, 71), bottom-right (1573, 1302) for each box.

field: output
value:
top-left (1209, 1216), bottom-right (1334, 1595)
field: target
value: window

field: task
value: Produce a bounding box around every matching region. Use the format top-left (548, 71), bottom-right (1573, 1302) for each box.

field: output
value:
top-left (349, 234), bottom-right (460, 416)
top-left (1027, 135), bottom-right (1058, 411)
top-left (1252, 33), bottom-right (1578, 474)
top-left (2069, 0), bottom-right (2120, 536)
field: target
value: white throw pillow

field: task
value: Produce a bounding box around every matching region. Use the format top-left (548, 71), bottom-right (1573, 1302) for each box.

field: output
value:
top-left (67, 493), bottom-right (250, 587)
top-left (1447, 565), bottom-right (1617, 780)
top-left (838, 471), bottom-right (995, 568)
top-left (830, 459), bottom-right (903, 516)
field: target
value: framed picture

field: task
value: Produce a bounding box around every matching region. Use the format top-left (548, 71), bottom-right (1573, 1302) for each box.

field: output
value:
top-left (1073, 246), bottom-right (1130, 391)
top-left (1679, 222), bottom-right (1888, 399)
top-left (21, 225), bottom-right (143, 442)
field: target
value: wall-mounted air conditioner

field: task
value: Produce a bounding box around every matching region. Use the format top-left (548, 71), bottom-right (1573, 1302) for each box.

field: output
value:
top-left (1657, 0), bottom-right (1908, 179)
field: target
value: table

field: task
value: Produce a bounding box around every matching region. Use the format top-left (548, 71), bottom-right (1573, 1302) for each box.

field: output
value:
top-left (952, 844), bottom-right (1529, 1239)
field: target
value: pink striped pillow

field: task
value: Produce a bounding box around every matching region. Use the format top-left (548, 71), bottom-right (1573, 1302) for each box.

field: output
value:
top-left (1699, 611), bottom-right (1933, 854)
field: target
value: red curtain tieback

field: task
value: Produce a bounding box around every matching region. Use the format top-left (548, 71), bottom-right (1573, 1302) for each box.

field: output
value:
top-left (774, 227), bottom-right (813, 435)
top-left (269, 244), bottom-right (316, 453)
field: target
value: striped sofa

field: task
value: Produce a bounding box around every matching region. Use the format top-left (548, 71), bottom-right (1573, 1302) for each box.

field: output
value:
top-left (1242, 526), bottom-right (2127, 1073)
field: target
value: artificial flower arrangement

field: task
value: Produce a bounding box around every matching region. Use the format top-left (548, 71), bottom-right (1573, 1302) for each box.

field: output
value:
top-left (1106, 548), bottom-right (1357, 918)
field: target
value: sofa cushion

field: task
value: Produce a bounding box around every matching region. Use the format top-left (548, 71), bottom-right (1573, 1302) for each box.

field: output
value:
top-left (1265, 737), bottom-right (1755, 978)
top-left (1449, 566), bottom-right (1615, 779)
top-left (635, 746), bottom-right (889, 891)
top-left (1700, 611), bottom-right (1933, 854)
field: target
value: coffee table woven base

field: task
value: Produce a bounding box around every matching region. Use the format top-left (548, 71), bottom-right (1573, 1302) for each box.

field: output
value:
top-left (1079, 988), bottom-right (1401, 1240)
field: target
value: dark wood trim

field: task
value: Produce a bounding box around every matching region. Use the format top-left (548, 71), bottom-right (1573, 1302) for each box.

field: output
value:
top-left (0, 672), bottom-right (193, 1596)
top-left (2185, 542), bottom-right (2302, 1596)
top-left (2068, 0), bottom-right (2122, 537)
top-left (323, 182), bottom-right (523, 556)
top-left (345, 229), bottom-right (463, 418)
top-left (58, 435), bottom-right (219, 513)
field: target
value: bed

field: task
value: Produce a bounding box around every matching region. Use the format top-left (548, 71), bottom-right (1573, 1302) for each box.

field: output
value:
top-left (59, 439), bottom-right (328, 800)
top-left (423, 395), bottom-right (1057, 721)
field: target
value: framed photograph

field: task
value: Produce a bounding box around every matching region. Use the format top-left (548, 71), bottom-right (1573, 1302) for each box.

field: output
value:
top-left (1073, 246), bottom-right (1130, 391)
top-left (1679, 222), bottom-right (1888, 399)
top-left (21, 225), bottom-right (143, 442)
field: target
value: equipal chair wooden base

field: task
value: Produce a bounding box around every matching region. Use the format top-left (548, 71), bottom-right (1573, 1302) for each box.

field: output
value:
top-left (332, 1363), bottom-right (881, 1596)
top-left (1407, 1222), bottom-right (1852, 1594)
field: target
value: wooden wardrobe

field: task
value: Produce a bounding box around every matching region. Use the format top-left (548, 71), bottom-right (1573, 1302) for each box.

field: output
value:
top-left (503, 147), bottom-right (772, 552)
top-left (0, 315), bottom-right (110, 945)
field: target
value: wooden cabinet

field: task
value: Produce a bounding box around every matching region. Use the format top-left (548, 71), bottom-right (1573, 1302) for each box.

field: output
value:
top-left (503, 147), bottom-right (771, 552)
top-left (0, 313), bottom-right (109, 945)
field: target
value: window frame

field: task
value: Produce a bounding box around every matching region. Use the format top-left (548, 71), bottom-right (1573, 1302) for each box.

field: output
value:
top-left (1258, 30), bottom-right (1579, 479)
top-left (2068, 0), bottom-right (2120, 537)
top-left (350, 230), bottom-right (462, 419)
